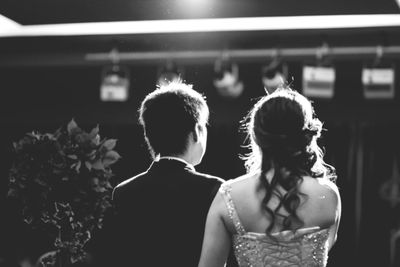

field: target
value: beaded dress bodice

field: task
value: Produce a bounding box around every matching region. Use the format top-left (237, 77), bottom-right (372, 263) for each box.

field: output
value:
top-left (219, 182), bottom-right (330, 267)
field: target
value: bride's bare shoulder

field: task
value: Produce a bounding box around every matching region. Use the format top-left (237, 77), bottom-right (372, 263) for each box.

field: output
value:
top-left (227, 172), bottom-right (259, 190)
top-left (301, 176), bottom-right (339, 197)
top-left (300, 176), bottom-right (341, 222)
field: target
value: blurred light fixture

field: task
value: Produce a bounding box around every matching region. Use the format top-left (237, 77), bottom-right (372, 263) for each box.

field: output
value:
top-left (362, 46), bottom-right (395, 99)
top-left (157, 61), bottom-right (183, 86)
top-left (100, 48), bottom-right (130, 102)
top-left (213, 57), bottom-right (244, 99)
top-left (362, 67), bottom-right (395, 99)
top-left (261, 56), bottom-right (288, 94)
top-left (302, 44), bottom-right (335, 99)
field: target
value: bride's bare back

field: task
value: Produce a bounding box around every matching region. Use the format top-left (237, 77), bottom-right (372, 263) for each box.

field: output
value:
top-left (224, 171), bottom-right (341, 247)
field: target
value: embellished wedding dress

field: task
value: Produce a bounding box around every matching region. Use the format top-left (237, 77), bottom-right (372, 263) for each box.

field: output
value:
top-left (220, 182), bottom-right (330, 267)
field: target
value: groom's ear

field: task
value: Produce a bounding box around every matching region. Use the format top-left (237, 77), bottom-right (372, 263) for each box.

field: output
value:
top-left (192, 123), bottom-right (201, 143)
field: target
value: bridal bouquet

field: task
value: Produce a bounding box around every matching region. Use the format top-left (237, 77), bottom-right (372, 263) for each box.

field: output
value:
top-left (7, 119), bottom-right (121, 266)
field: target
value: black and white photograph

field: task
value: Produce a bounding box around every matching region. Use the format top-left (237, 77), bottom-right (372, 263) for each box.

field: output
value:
top-left (1, 1), bottom-right (400, 266)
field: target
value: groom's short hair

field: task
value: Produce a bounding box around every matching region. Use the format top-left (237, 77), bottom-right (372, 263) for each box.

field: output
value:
top-left (139, 81), bottom-right (209, 159)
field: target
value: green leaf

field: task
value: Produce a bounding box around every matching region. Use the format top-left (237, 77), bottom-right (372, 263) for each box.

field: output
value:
top-left (89, 125), bottom-right (99, 139)
top-left (86, 150), bottom-right (96, 157)
top-left (23, 215), bottom-right (33, 225)
top-left (94, 186), bottom-right (107, 193)
top-left (105, 181), bottom-right (112, 189)
top-left (102, 151), bottom-right (121, 167)
top-left (7, 188), bottom-right (17, 197)
top-left (91, 160), bottom-right (104, 170)
top-left (67, 154), bottom-right (78, 160)
top-left (44, 133), bottom-right (55, 140)
top-left (86, 150), bottom-right (97, 160)
top-left (75, 132), bottom-right (91, 144)
top-left (34, 178), bottom-right (47, 186)
top-left (91, 177), bottom-right (99, 185)
top-left (27, 132), bottom-right (40, 139)
top-left (92, 134), bottom-right (100, 146)
top-left (102, 139), bottom-right (117, 150)
top-left (84, 161), bottom-right (92, 171)
top-left (71, 161), bottom-right (82, 172)
top-left (53, 127), bottom-right (62, 137)
top-left (67, 119), bottom-right (78, 134)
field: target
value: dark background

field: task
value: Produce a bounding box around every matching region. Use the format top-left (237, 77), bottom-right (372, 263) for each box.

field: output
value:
top-left (1, 1), bottom-right (400, 266)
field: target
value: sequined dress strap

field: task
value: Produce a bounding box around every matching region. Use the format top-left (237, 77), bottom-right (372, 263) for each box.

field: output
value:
top-left (219, 182), bottom-right (246, 235)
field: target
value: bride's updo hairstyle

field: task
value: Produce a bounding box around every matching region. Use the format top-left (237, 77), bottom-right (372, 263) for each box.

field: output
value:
top-left (244, 87), bottom-right (336, 234)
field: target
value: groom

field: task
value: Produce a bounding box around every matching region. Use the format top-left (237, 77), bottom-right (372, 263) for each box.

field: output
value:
top-left (111, 81), bottom-right (224, 267)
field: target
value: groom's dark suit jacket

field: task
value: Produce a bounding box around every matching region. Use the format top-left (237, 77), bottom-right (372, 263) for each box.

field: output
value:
top-left (111, 158), bottom-right (224, 267)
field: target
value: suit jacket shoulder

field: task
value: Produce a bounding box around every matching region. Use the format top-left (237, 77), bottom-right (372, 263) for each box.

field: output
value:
top-left (193, 171), bottom-right (225, 183)
top-left (188, 170), bottom-right (224, 196)
top-left (112, 171), bottom-right (147, 204)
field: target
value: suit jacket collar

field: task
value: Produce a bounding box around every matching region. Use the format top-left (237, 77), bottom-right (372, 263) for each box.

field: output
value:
top-left (148, 158), bottom-right (196, 174)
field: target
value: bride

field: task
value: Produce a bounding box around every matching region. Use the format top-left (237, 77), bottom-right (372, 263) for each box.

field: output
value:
top-left (198, 87), bottom-right (341, 267)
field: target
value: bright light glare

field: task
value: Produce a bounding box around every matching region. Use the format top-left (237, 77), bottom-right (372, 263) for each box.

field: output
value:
top-left (178, 0), bottom-right (212, 16)
top-left (2, 14), bottom-right (400, 37)
top-left (186, 0), bottom-right (203, 4)
top-left (0, 14), bottom-right (21, 35)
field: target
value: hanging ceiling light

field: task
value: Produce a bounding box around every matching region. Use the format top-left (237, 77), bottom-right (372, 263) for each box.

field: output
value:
top-left (100, 48), bottom-right (130, 102)
top-left (213, 57), bottom-right (244, 99)
top-left (302, 43), bottom-right (335, 99)
top-left (362, 47), bottom-right (395, 99)
top-left (261, 57), bottom-right (288, 94)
